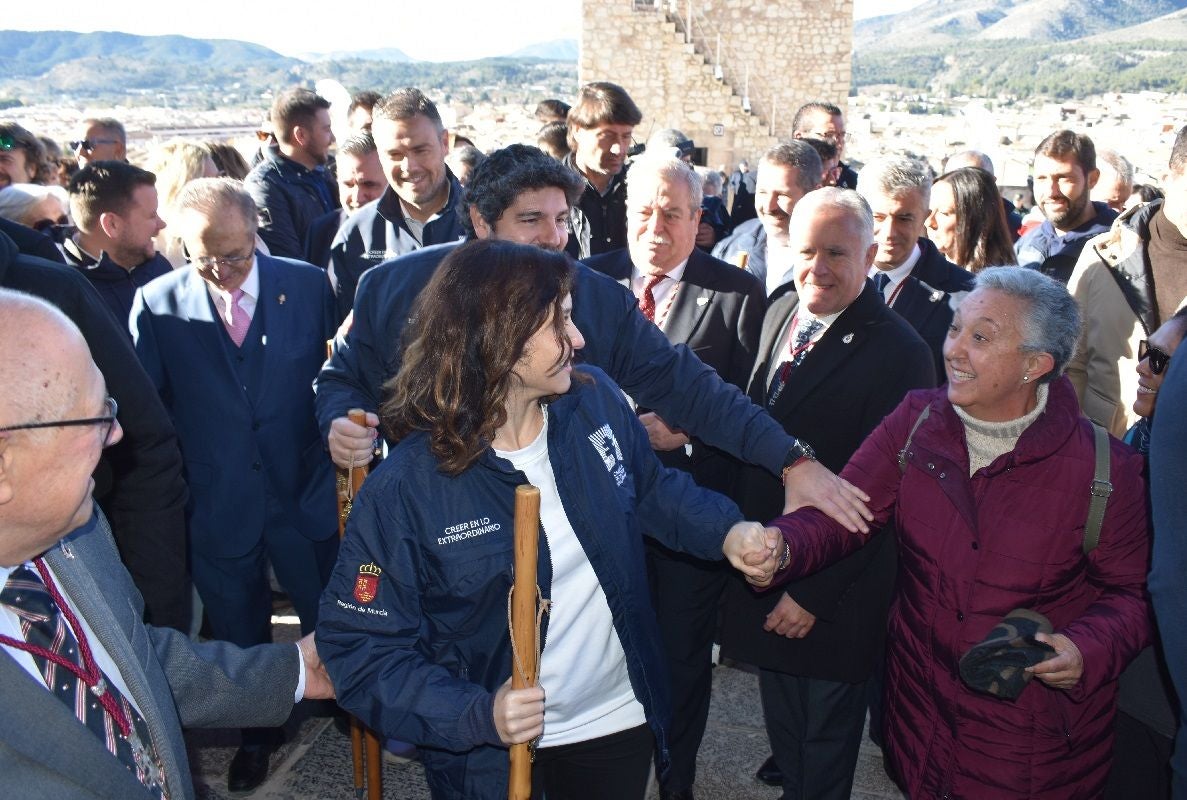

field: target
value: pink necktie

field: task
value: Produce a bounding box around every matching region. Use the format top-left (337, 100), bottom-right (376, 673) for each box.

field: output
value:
top-left (225, 289), bottom-right (250, 347)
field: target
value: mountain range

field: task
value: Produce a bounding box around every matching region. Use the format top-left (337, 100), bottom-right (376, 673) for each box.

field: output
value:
top-left (855, 0), bottom-right (1187, 50)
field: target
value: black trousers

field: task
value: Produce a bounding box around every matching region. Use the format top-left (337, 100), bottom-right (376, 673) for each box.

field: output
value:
top-left (646, 541), bottom-right (729, 792)
top-left (531, 723), bottom-right (653, 800)
top-left (1105, 711), bottom-right (1174, 800)
top-left (759, 669), bottom-right (867, 800)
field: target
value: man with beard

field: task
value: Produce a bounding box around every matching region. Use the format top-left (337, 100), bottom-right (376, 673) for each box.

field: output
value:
top-left (1015, 130), bottom-right (1117, 284)
top-left (245, 87), bottom-right (339, 259)
top-left (63, 161), bottom-right (172, 327)
top-left (328, 88), bottom-right (466, 320)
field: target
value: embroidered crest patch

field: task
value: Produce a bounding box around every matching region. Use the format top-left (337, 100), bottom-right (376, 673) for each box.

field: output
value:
top-left (353, 562), bottom-right (382, 604)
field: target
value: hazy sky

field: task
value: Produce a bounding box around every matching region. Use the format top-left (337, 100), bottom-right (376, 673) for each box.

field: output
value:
top-left (6, 0), bottom-right (923, 62)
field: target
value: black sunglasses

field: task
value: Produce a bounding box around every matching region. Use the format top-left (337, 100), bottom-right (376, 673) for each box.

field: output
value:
top-left (0, 132), bottom-right (14, 151)
top-left (68, 138), bottom-right (120, 153)
top-left (0, 396), bottom-right (119, 445)
top-left (1138, 340), bottom-right (1172, 375)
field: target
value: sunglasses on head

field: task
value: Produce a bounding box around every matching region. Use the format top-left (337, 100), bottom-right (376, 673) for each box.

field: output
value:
top-left (1138, 340), bottom-right (1171, 375)
top-left (0, 133), bottom-right (15, 151)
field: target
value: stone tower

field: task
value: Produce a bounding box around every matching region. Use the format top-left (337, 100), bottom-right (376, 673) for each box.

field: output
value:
top-left (580, 0), bottom-right (853, 169)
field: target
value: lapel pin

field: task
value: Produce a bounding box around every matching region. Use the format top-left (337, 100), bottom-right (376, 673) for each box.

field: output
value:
top-left (842, 333), bottom-right (854, 344)
top-left (278, 293), bottom-right (286, 305)
top-left (929, 289), bottom-right (944, 303)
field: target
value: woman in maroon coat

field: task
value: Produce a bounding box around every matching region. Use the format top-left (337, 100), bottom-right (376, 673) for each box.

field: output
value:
top-left (765, 266), bottom-right (1150, 798)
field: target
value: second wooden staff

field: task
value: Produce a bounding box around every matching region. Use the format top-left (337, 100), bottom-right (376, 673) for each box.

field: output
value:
top-left (508, 484), bottom-right (542, 800)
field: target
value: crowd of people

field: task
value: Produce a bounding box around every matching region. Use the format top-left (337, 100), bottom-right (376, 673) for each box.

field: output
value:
top-left (0, 79), bottom-right (1185, 800)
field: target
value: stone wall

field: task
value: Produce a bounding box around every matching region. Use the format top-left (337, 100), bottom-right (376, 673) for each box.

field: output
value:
top-left (580, 0), bottom-right (853, 170)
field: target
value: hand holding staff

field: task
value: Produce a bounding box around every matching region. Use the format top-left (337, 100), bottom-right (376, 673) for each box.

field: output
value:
top-left (507, 485), bottom-right (546, 800)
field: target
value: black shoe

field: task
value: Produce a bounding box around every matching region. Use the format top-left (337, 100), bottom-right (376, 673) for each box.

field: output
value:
top-left (755, 754), bottom-right (783, 786)
top-left (660, 789), bottom-right (695, 800)
top-left (228, 745), bottom-right (272, 792)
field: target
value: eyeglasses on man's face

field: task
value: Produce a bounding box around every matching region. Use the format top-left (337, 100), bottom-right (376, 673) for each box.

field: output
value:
top-left (1138, 340), bottom-right (1172, 376)
top-left (69, 139), bottom-right (121, 153)
top-left (192, 253), bottom-right (254, 270)
top-left (0, 396), bottom-right (119, 446)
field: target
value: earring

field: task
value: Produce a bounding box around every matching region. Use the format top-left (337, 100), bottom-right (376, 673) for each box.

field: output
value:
top-left (1022, 375), bottom-right (1030, 383)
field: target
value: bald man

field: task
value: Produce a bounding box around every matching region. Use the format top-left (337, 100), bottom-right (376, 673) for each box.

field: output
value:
top-left (0, 289), bottom-right (332, 799)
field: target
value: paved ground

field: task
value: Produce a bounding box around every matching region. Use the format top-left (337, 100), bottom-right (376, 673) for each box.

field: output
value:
top-left (186, 614), bottom-right (905, 799)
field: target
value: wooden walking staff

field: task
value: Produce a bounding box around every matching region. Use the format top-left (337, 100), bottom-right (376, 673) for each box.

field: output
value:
top-left (335, 408), bottom-right (382, 800)
top-left (508, 484), bottom-right (543, 800)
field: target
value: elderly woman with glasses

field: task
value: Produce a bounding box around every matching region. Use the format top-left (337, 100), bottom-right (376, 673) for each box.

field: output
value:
top-left (762, 266), bottom-right (1151, 799)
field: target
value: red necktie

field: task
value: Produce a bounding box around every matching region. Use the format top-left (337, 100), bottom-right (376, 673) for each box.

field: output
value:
top-left (638, 275), bottom-right (665, 323)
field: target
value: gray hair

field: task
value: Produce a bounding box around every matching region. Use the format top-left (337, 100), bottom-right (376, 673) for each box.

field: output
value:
top-left (0, 184), bottom-right (67, 225)
top-left (696, 165), bottom-right (723, 196)
top-left (792, 187), bottom-right (874, 248)
top-left (973, 266), bottom-right (1082, 382)
top-left (173, 177), bottom-right (258, 232)
top-left (946, 149), bottom-right (994, 176)
top-left (762, 140), bottom-right (823, 193)
top-left (858, 155), bottom-right (933, 202)
top-left (1097, 148), bottom-right (1134, 189)
top-left (80, 117), bottom-right (126, 143)
top-left (627, 156), bottom-right (703, 215)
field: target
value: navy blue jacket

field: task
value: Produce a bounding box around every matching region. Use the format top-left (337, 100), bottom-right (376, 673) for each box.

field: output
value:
top-left (889, 238), bottom-right (975, 380)
top-left (63, 239), bottom-right (172, 331)
top-left (328, 174), bottom-right (466, 321)
top-left (1015, 200), bottom-right (1117, 284)
top-left (245, 144), bottom-right (339, 259)
top-left (131, 254), bottom-right (338, 560)
top-left (318, 367), bottom-right (742, 799)
top-left (315, 241), bottom-right (796, 476)
top-left (0, 216), bottom-right (66, 263)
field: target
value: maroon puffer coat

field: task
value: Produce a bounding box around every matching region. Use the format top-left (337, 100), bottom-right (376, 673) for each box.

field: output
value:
top-left (770, 377), bottom-right (1150, 799)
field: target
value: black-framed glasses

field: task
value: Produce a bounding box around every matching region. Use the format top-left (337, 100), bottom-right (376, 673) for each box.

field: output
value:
top-left (1138, 340), bottom-right (1172, 375)
top-left (68, 138), bottom-right (120, 153)
top-left (0, 396), bottom-right (119, 445)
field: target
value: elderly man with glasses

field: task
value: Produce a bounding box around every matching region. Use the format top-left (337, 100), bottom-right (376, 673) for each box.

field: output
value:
top-left (129, 177), bottom-right (339, 793)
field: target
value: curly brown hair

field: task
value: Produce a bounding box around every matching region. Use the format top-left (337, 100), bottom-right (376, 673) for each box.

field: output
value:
top-left (382, 239), bottom-right (579, 475)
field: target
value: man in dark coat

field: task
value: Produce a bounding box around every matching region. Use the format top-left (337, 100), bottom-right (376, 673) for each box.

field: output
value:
top-left (720, 188), bottom-right (935, 800)
top-left (63, 161), bottom-right (172, 328)
top-left (859, 155), bottom-right (976, 380)
top-left (584, 155), bottom-right (767, 800)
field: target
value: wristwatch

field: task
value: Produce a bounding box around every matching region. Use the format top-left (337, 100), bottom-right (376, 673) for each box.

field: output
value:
top-left (780, 439), bottom-right (817, 485)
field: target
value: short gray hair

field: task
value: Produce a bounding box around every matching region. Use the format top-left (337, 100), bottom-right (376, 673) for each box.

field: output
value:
top-left (762, 141), bottom-right (823, 193)
top-left (1097, 148), bottom-right (1134, 189)
top-left (945, 149), bottom-right (994, 176)
top-left (174, 177), bottom-right (258, 232)
top-left (858, 155), bottom-right (933, 202)
top-left (973, 266), bottom-right (1082, 381)
top-left (696, 165), bottom-right (723, 195)
top-left (627, 156), bottom-right (702, 214)
top-left (792, 187), bottom-right (874, 248)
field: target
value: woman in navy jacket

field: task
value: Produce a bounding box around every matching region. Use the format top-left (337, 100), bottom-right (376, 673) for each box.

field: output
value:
top-left (318, 239), bottom-right (777, 800)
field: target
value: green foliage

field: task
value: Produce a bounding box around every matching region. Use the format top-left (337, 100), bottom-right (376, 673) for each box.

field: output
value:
top-left (854, 39), bottom-right (1187, 99)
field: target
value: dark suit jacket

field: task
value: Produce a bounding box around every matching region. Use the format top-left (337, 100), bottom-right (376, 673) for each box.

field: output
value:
top-left (0, 508), bottom-right (297, 800)
top-left (583, 247), bottom-right (767, 495)
top-left (889, 238), bottom-right (975, 381)
top-left (130, 254), bottom-right (338, 561)
top-left (719, 280), bottom-right (935, 682)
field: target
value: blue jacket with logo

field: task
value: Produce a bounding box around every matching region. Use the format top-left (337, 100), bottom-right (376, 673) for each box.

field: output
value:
top-left (245, 144), bottom-right (339, 260)
top-left (317, 366), bottom-right (743, 799)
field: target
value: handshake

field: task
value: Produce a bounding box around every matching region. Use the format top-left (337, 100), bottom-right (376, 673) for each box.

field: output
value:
top-left (722, 522), bottom-right (786, 588)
